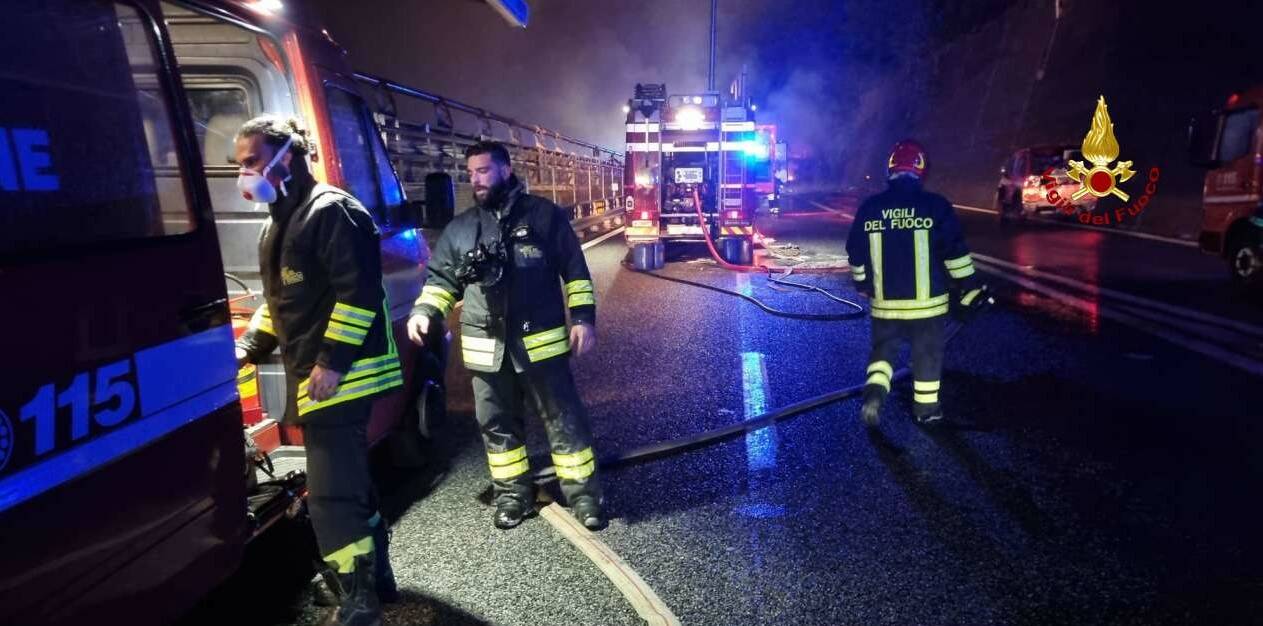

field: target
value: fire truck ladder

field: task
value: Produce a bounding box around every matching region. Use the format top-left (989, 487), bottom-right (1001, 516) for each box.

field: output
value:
top-left (719, 140), bottom-right (747, 221)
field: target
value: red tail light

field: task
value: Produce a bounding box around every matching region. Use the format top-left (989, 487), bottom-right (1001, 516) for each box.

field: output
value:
top-left (639, 211), bottom-right (651, 220)
top-left (726, 210), bottom-right (741, 220)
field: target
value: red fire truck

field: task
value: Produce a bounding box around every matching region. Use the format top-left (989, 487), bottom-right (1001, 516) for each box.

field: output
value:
top-left (1189, 88), bottom-right (1263, 288)
top-left (623, 83), bottom-right (762, 269)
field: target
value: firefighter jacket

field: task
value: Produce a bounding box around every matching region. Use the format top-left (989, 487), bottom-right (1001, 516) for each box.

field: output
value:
top-left (845, 177), bottom-right (979, 320)
top-left (236, 175), bottom-right (403, 421)
top-left (411, 176), bottom-right (596, 374)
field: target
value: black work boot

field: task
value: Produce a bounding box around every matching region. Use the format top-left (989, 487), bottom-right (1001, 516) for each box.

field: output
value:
top-left (371, 519), bottom-right (399, 604)
top-left (493, 497), bottom-right (535, 530)
top-left (860, 390), bottom-right (883, 428)
top-left (312, 522), bottom-right (398, 606)
top-left (571, 495), bottom-right (606, 531)
top-left (318, 553), bottom-right (381, 626)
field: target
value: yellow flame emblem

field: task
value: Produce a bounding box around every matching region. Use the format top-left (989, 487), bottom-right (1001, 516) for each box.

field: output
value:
top-left (1067, 96), bottom-right (1135, 201)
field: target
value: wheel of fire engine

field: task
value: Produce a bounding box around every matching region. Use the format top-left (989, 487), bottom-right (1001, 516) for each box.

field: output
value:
top-left (719, 237), bottom-right (754, 266)
top-left (632, 242), bottom-right (663, 271)
top-left (1227, 229), bottom-right (1263, 289)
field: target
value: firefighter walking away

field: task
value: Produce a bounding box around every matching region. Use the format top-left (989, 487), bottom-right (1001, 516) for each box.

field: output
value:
top-left (407, 141), bottom-right (605, 531)
top-left (233, 115), bottom-right (398, 625)
top-left (846, 140), bottom-right (986, 427)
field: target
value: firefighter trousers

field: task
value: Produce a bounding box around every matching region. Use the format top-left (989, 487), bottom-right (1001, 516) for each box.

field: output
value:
top-left (302, 399), bottom-right (381, 573)
top-left (863, 316), bottom-right (945, 418)
top-left (470, 356), bottom-right (601, 507)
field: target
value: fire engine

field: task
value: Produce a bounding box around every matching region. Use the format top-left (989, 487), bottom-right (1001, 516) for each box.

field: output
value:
top-left (1189, 88), bottom-right (1263, 288)
top-left (623, 83), bottom-right (765, 269)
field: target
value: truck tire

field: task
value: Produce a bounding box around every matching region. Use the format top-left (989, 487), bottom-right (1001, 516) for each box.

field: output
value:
top-left (1228, 229), bottom-right (1263, 288)
top-left (632, 242), bottom-right (662, 271)
top-left (388, 341), bottom-right (447, 469)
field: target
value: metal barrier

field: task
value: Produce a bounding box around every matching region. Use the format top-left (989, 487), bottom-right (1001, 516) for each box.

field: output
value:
top-left (354, 72), bottom-right (625, 227)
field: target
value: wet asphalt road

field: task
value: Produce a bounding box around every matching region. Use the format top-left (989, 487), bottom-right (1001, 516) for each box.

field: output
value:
top-left (184, 194), bottom-right (1263, 626)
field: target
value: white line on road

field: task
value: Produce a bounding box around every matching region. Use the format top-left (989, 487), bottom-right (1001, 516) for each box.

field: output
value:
top-left (582, 226), bottom-right (627, 251)
top-left (974, 258), bottom-right (1263, 378)
top-left (539, 503), bottom-right (682, 626)
top-left (971, 253), bottom-right (1263, 339)
top-left (952, 203), bottom-right (1199, 248)
top-left (809, 200), bottom-right (854, 222)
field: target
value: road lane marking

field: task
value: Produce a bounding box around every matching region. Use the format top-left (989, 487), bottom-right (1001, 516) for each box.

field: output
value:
top-left (809, 200), bottom-right (853, 222)
top-left (972, 253), bottom-right (1263, 338)
top-left (582, 226), bottom-right (627, 251)
top-left (952, 203), bottom-right (1198, 248)
top-left (539, 503), bottom-right (682, 626)
top-left (974, 258), bottom-right (1263, 377)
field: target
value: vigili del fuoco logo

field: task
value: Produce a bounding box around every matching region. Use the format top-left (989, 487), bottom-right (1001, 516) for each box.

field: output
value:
top-left (1041, 96), bottom-right (1161, 226)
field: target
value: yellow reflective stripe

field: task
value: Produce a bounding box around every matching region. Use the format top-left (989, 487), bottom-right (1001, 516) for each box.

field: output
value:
top-left (324, 535), bottom-right (374, 574)
top-left (418, 294), bottom-right (454, 315)
top-left (867, 360), bottom-right (893, 378)
top-left (296, 369), bottom-right (404, 415)
top-left (332, 302), bottom-right (376, 326)
top-left (330, 310), bottom-right (372, 329)
top-left (945, 255), bottom-right (973, 270)
top-left (871, 294), bottom-right (951, 309)
top-left (871, 304), bottom-right (950, 320)
top-left (462, 335), bottom-right (498, 352)
top-left (914, 392), bottom-right (940, 404)
top-left (488, 446), bottom-right (528, 466)
top-left (523, 326), bottom-right (568, 349)
top-left (552, 447), bottom-right (594, 467)
top-left (851, 263), bottom-right (866, 280)
top-left (869, 232), bottom-right (884, 300)
top-left (299, 354), bottom-right (399, 394)
top-left (866, 373), bottom-right (891, 391)
top-left (949, 264), bottom-right (976, 279)
top-left (564, 280), bottom-right (594, 296)
top-left (568, 292), bottom-right (596, 307)
top-left (490, 459), bottom-right (531, 479)
top-left (248, 307), bottom-right (275, 336)
top-left (555, 460), bottom-right (595, 480)
top-left (416, 286), bottom-right (456, 316)
top-left (914, 380), bottom-right (941, 392)
top-left (527, 339), bottom-right (570, 362)
top-left (324, 321), bottom-right (368, 346)
top-left (914, 229), bottom-right (930, 300)
top-left (461, 334), bottom-right (498, 367)
top-left (961, 288), bottom-right (984, 306)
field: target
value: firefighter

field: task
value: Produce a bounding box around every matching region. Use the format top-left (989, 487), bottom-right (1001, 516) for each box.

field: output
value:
top-left (846, 139), bottom-right (984, 427)
top-left (233, 115), bottom-right (398, 625)
top-left (406, 141), bottom-right (604, 531)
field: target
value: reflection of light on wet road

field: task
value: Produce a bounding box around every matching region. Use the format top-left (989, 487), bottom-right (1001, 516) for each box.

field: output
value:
top-left (734, 273), bottom-right (786, 520)
top-left (1005, 229), bottom-right (1105, 334)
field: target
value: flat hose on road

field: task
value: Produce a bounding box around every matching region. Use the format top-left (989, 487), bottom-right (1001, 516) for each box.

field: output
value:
top-left (532, 305), bottom-right (986, 482)
top-left (616, 187), bottom-right (866, 321)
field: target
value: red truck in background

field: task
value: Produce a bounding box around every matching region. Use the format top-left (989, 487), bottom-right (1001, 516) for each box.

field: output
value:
top-left (623, 83), bottom-right (762, 269)
top-left (1189, 88), bottom-right (1263, 288)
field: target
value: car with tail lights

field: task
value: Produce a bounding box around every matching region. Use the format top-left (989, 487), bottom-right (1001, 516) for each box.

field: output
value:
top-left (996, 144), bottom-right (1097, 223)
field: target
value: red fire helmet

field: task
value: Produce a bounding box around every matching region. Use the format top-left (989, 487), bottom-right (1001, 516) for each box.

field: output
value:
top-left (887, 139), bottom-right (928, 179)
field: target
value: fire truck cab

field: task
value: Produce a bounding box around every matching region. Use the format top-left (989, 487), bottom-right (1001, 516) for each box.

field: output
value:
top-left (1189, 88), bottom-right (1263, 288)
top-left (623, 83), bottom-right (762, 269)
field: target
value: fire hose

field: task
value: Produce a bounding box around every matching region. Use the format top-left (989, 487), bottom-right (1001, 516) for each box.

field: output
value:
top-left (619, 189), bottom-right (867, 321)
top-left (531, 287), bottom-right (993, 482)
top-left (541, 188), bottom-right (997, 481)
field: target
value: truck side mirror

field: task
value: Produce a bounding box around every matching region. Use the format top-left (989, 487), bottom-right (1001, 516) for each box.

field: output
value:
top-left (423, 172), bottom-right (455, 229)
top-left (1188, 112), bottom-right (1223, 168)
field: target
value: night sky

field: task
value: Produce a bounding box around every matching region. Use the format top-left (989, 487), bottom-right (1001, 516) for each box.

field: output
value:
top-left (308, 0), bottom-right (1263, 219)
